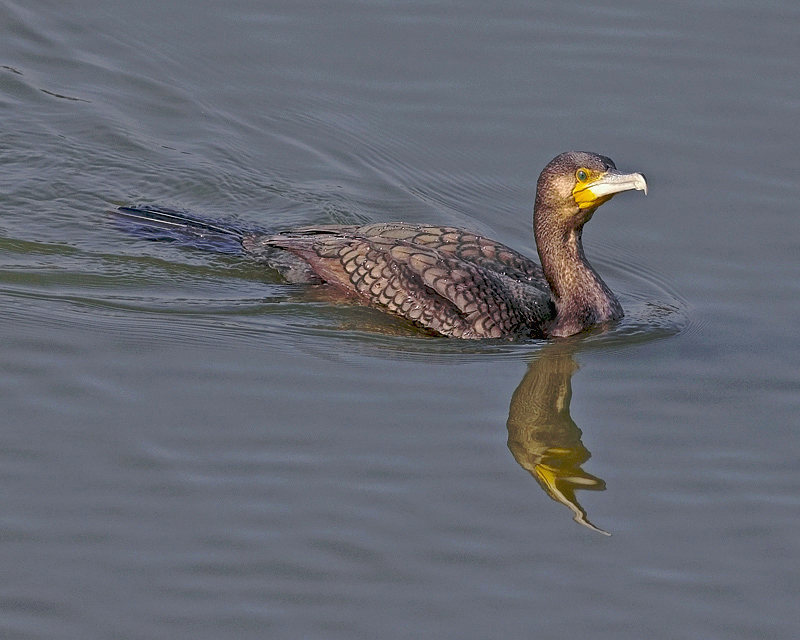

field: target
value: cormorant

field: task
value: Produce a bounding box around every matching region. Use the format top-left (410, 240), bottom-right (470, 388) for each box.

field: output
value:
top-left (118, 151), bottom-right (647, 339)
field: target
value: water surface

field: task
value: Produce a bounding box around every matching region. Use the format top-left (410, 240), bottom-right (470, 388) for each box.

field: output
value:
top-left (1, 1), bottom-right (798, 638)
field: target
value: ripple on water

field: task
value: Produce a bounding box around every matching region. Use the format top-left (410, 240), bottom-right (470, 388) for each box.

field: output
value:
top-left (1, 221), bottom-right (689, 365)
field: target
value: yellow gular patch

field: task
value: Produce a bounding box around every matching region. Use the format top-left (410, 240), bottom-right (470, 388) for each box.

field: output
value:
top-left (572, 168), bottom-right (612, 210)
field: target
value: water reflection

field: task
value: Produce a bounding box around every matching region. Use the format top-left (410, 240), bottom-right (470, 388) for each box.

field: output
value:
top-left (506, 343), bottom-right (610, 535)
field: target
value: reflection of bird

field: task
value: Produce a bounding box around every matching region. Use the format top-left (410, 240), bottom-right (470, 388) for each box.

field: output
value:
top-left (118, 151), bottom-right (646, 338)
top-left (506, 346), bottom-right (609, 535)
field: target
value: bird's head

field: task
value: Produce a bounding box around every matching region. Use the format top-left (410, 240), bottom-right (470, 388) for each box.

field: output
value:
top-left (535, 151), bottom-right (648, 229)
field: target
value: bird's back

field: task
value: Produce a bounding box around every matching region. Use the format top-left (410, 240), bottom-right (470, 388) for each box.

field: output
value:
top-left (242, 222), bottom-right (554, 339)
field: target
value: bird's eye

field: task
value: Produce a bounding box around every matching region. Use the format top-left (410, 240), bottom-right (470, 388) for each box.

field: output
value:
top-left (576, 169), bottom-right (589, 182)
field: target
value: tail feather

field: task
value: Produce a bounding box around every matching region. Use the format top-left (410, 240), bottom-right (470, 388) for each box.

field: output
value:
top-left (116, 205), bottom-right (245, 238)
top-left (115, 204), bottom-right (255, 254)
top-left (115, 204), bottom-right (321, 282)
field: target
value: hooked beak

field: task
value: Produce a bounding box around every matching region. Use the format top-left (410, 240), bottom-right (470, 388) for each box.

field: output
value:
top-left (574, 171), bottom-right (648, 209)
top-left (588, 171), bottom-right (648, 196)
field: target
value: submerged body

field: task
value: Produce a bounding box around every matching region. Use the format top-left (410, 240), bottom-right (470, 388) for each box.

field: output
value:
top-left (118, 151), bottom-right (647, 339)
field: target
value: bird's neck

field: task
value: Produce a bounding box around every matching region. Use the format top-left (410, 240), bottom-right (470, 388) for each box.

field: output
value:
top-left (535, 206), bottom-right (622, 337)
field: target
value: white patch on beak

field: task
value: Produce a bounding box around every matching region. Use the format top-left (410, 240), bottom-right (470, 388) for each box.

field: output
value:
top-left (588, 172), bottom-right (648, 197)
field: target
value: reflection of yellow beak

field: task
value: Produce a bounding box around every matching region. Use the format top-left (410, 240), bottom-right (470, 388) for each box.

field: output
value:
top-left (533, 451), bottom-right (610, 536)
top-left (574, 171), bottom-right (648, 210)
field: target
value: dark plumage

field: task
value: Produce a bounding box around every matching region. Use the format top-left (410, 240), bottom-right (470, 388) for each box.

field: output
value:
top-left (117, 151), bottom-right (647, 339)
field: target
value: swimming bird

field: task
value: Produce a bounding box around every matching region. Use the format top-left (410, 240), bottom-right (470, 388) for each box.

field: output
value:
top-left (117, 151), bottom-right (647, 339)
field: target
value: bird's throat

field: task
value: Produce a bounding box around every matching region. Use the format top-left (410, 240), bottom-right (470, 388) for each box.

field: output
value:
top-left (536, 222), bottom-right (622, 335)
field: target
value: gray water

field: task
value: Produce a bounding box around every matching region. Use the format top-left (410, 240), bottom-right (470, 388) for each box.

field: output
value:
top-left (1, 0), bottom-right (798, 638)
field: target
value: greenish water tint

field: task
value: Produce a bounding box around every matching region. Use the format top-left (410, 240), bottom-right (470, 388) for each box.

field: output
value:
top-left (1, 1), bottom-right (799, 639)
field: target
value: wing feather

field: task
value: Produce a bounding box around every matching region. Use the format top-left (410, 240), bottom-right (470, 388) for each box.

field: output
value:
top-left (244, 222), bottom-right (548, 338)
